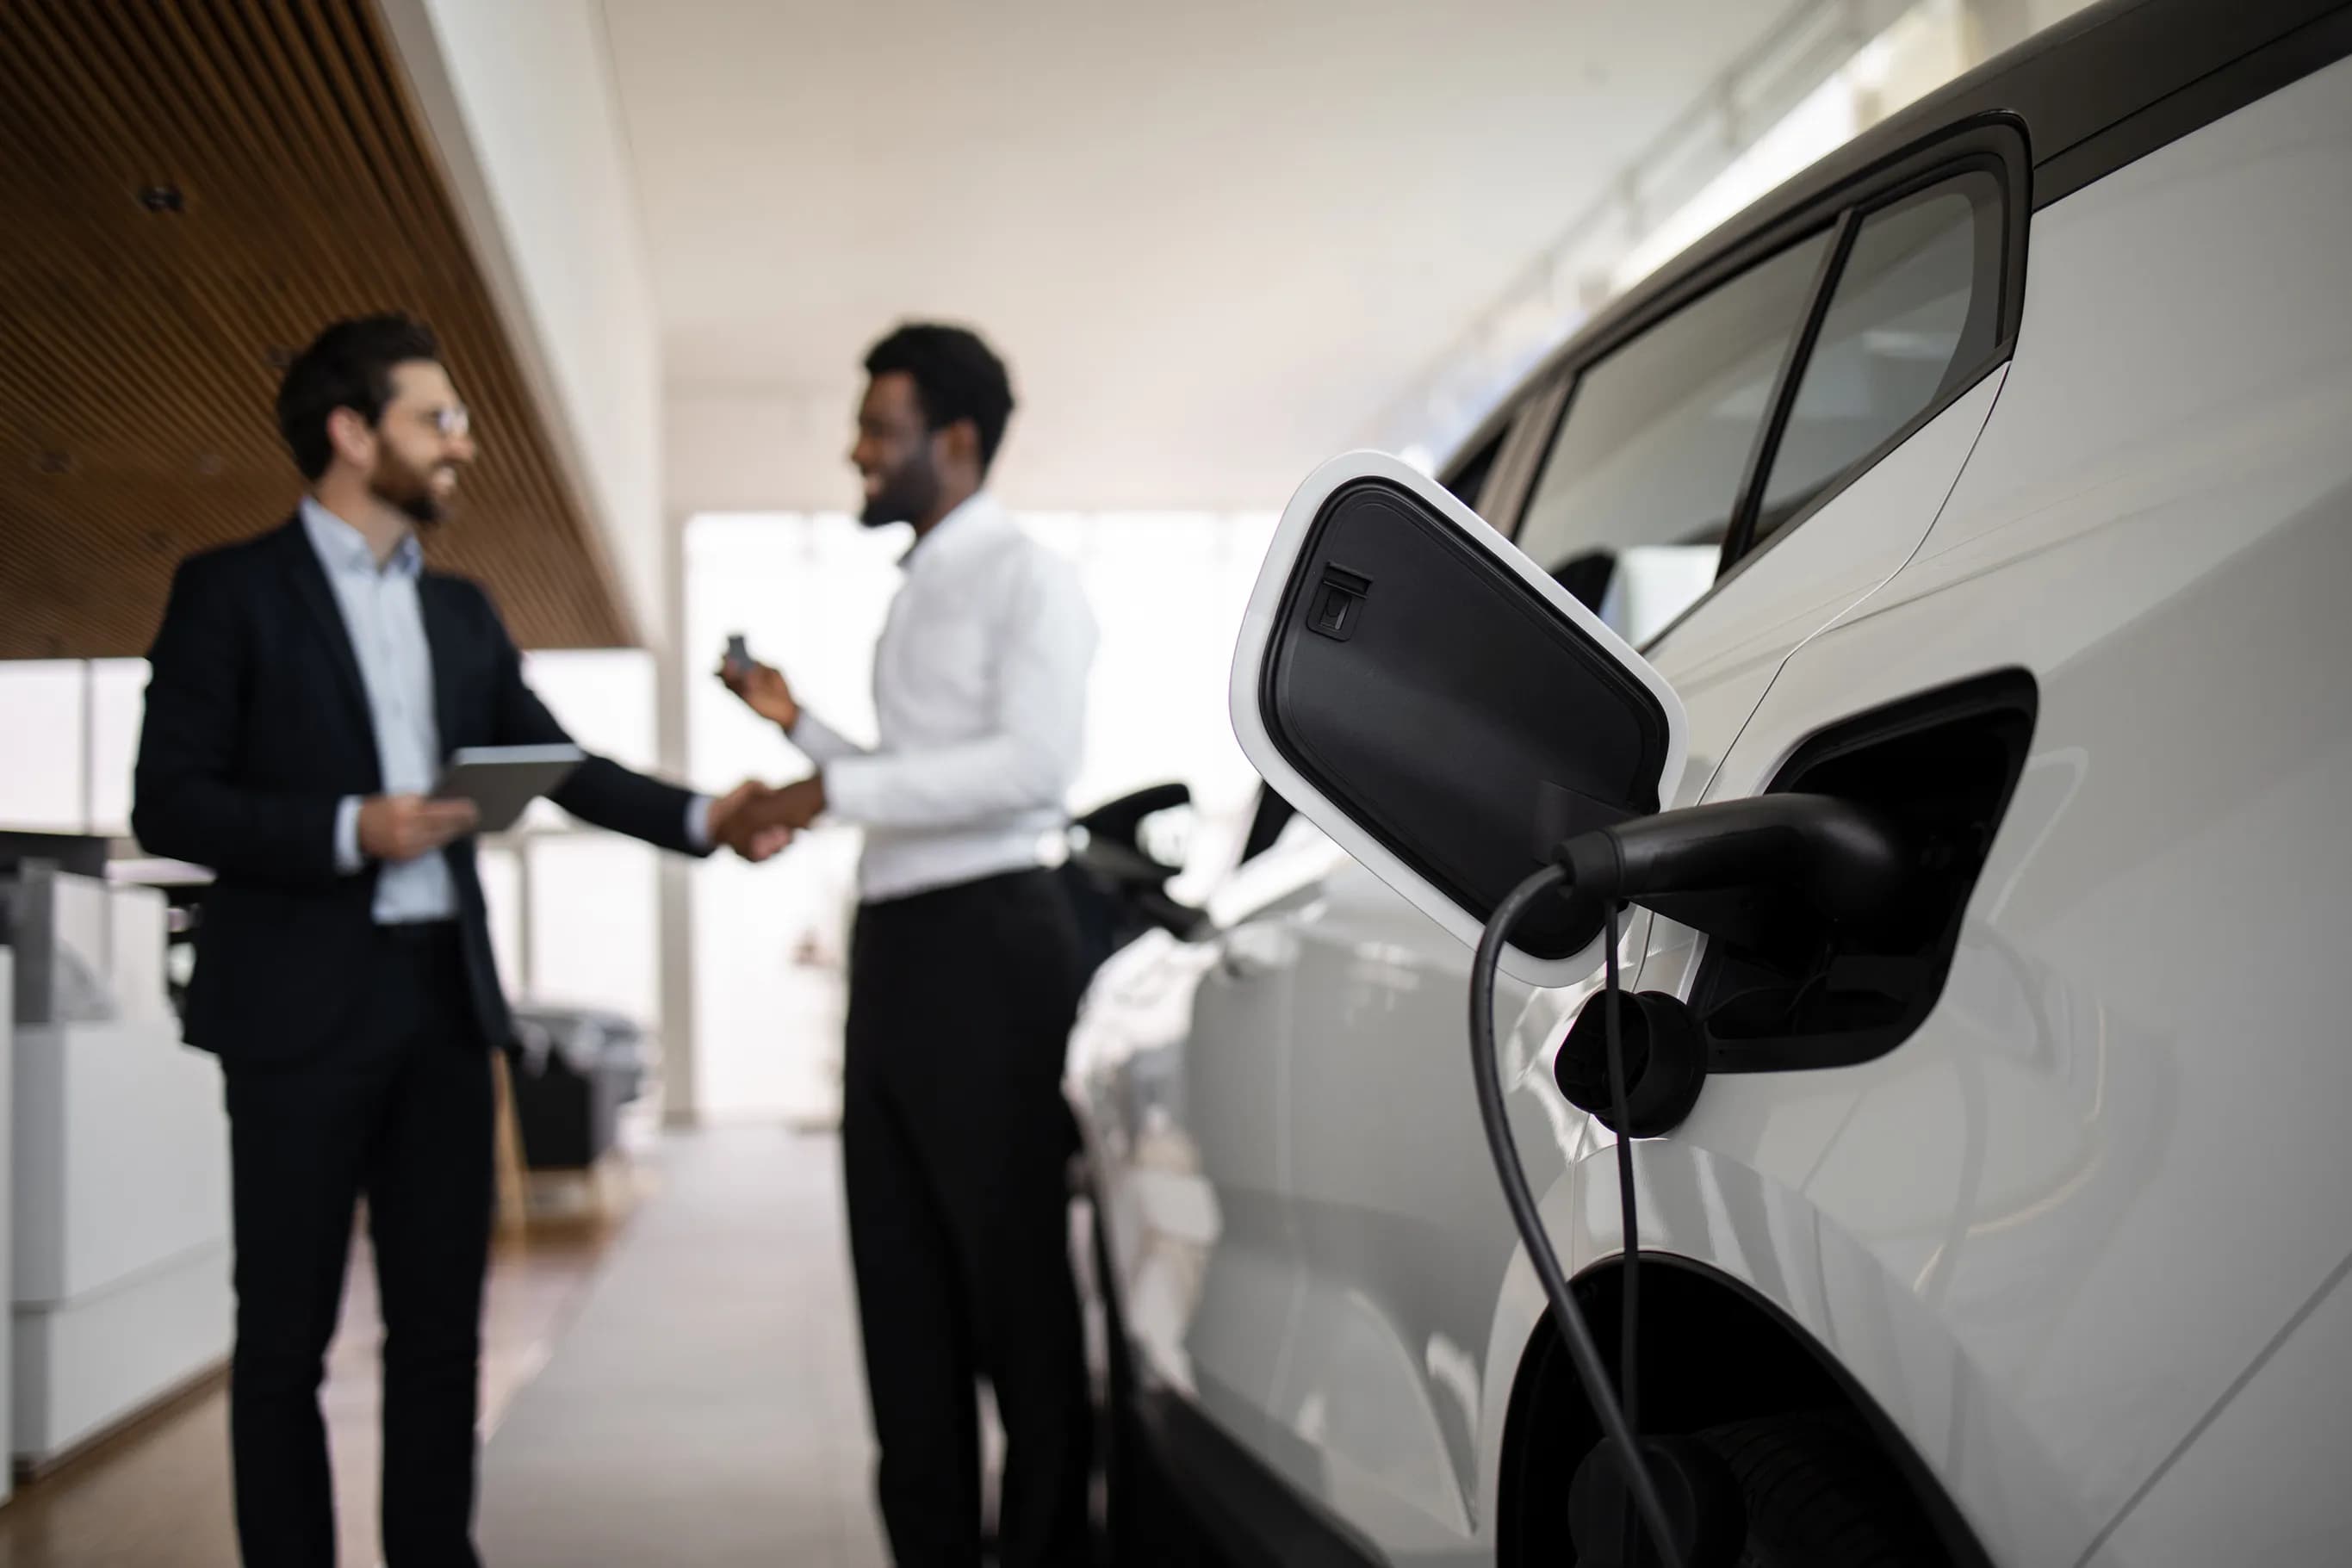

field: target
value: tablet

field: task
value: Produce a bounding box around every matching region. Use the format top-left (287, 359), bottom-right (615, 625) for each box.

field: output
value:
top-left (431, 745), bottom-right (585, 834)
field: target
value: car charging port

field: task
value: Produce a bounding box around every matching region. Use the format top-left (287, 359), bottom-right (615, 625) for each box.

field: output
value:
top-left (1548, 792), bottom-right (1914, 1139)
top-left (1474, 677), bottom-right (2035, 1566)
top-left (1682, 671), bottom-right (2037, 1075)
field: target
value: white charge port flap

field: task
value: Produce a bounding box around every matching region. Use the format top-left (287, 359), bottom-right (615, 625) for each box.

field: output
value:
top-left (1227, 450), bottom-right (1686, 987)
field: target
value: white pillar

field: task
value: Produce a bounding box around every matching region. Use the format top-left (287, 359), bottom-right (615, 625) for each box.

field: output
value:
top-left (657, 507), bottom-right (699, 1125)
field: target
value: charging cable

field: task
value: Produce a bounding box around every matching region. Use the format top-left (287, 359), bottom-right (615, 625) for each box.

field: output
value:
top-left (1471, 862), bottom-right (1683, 1567)
top-left (1470, 794), bottom-right (1907, 1566)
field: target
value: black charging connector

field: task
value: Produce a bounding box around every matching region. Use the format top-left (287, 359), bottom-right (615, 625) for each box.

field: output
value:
top-left (1556, 792), bottom-right (1908, 923)
top-left (1470, 794), bottom-right (1912, 1567)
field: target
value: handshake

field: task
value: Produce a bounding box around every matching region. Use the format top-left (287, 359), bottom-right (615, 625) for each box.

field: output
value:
top-left (705, 646), bottom-right (826, 862)
top-left (706, 775), bottom-right (828, 864)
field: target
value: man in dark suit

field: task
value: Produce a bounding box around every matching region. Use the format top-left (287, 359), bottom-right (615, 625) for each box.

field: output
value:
top-left (132, 313), bottom-right (775, 1568)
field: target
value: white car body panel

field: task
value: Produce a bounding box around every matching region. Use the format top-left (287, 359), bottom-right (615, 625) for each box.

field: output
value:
top-left (2082, 1272), bottom-right (2352, 1567)
top-left (1628, 55), bottom-right (2352, 1564)
top-left (1647, 363), bottom-right (2008, 812)
top-left (1072, 46), bottom-right (2352, 1568)
top-left (1258, 368), bottom-right (2014, 1553)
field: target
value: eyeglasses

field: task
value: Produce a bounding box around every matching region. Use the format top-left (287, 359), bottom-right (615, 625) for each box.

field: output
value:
top-left (426, 405), bottom-right (472, 439)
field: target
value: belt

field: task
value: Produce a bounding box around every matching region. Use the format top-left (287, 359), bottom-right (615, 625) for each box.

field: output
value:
top-left (375, 919), bottom-right (461, 947)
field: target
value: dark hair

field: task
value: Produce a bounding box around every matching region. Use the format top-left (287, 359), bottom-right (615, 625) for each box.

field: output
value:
top-left (864, 323), bottom-right (1016, 473)
top-left (275, 313), bottom-right (443, 480)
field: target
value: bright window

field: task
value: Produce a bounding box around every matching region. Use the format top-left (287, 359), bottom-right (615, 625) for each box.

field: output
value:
top-left (684, 510), bottom-right (1275, 1121)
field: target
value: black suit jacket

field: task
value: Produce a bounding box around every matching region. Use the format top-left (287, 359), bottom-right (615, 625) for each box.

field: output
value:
top-left (132, 517), bottom-right (704, 1063)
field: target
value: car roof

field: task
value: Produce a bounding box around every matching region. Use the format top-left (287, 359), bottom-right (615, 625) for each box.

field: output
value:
top-left (1445, 0), bottom-right (2352, 469)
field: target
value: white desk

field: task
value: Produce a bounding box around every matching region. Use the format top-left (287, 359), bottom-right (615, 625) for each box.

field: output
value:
top-left (10, 882), bottom-right (231, 1469)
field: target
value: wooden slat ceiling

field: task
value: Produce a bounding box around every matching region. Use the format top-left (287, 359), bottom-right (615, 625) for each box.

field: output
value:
top-left (0, 0), bottom-right (634, 660)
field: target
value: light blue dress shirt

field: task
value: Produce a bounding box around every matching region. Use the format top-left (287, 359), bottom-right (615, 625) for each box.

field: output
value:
top-left (307, 499), bottom-right (462, 924)
top-left (304, 500), bottom-right (712, 925)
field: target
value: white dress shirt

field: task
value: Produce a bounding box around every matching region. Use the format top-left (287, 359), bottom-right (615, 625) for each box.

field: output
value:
top-left (791, 492), bottom-right (1097, 903)
top-left (305, 499), bottom-right (711, 922)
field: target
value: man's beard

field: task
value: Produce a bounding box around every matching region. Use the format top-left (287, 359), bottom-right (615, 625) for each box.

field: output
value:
top-left (860, 456), bottom-right (939, 530)
top-left (370, 449), bottom-right (450, 527)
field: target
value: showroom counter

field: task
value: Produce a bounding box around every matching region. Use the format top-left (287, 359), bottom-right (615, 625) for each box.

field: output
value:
top-left (6, 864), bottom-right (232, 1469)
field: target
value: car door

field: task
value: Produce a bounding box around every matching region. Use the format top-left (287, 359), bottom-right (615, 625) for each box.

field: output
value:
top-left (1071, 820), bottom-right (1326, 1477)
top-left (1260, 132), bottom-right (2027, 1557)
top-left (1634, 59), bottom-right (2352, 1564)
top-left (1072, 409), bottom-right (1546, 1480)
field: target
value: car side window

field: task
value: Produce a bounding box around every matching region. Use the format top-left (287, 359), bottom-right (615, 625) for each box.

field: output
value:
top-left (1513, 230), bottom-right (1835, 645)
top-left (1750, 170), bottom-right (2003, 547)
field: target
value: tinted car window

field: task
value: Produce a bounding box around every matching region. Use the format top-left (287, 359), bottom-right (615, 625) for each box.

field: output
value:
top-left (1753, 171), bottom-right (2003, 544)
top-left (1515, 230), bottom-right (1833, 643)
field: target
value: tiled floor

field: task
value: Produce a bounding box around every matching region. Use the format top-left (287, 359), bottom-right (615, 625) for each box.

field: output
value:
top-left (479, 1125), bottom-right (890, 1566)
top-left (0, 1126), bottom-right (902, 1568)
top-left (0, 1192), bottom-right (615, 1567)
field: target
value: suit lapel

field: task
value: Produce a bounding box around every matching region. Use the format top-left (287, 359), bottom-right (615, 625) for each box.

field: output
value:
top-left (276, 518), bottom-right (373, 741)
top-left (419, 574), bottom-right (467, 760)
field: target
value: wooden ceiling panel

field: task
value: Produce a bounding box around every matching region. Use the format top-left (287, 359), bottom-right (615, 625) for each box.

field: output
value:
top-left (0, 0), bottom-right (632, 660)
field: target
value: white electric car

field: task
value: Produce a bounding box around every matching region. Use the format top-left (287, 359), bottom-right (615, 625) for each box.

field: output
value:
top-left (1067, 2), bottom-right (2352, 1563)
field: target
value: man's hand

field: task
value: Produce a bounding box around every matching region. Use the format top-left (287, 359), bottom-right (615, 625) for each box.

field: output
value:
top-left (709, 778), bottom-right (791, 864)
top-left (359, 795), bottom-right (479, 862)
top-left (717, 658), bottom-right (799, 730)
top-left (761, 775), bottom-right (827, 834)
top-left (726, 775), bottom-right (827, 848)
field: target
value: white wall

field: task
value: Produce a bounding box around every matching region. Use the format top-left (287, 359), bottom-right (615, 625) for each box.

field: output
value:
top-left (667, 387), bottom-right (858, 520)
top-left (504, 651), bottom-right (665, 1030)
top-left (380, 0), bottom-right (667, 644)
top-left (1965, 0), bottom-right (2102, 55)
top-left (0, 665), bottom-right (86, 832)
top-left (0, 660), bottom-right (148, 838)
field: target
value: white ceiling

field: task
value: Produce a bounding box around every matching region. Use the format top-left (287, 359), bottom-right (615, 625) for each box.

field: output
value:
top-left (604, 0), bottom-right (1805, 512)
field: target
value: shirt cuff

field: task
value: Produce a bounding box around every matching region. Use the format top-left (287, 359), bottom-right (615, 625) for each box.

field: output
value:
top-left (686, 794), bottom-right (716, 852)
top-left (818, 759), bottom-right (876, 824)
top-left (335, 796), bottom-right (365, 874)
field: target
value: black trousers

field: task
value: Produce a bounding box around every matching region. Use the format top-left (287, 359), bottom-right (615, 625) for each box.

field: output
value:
top-left (222, 922), bottom-right (493, 1568)
top-left (844, 869), bottom-right (1093, 1568)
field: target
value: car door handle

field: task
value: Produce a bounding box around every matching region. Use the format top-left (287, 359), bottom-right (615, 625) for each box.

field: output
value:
top-left (1216, 933), bottom-right (1288, 981)
top-left (1218, 945), bottom-right (1273, 980)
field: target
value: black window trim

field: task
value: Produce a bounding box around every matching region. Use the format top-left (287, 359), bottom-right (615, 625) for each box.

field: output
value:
top-left (1508, 201), bottom-right (1846, 537)
top-left (1464, 0), bottom-right (2352, 545)
top-left (1499, 114), bottom-right (2031, 652)
top-left (1717, 206), bottom-right (1861, 578)
top-left (2030, 1), bottom-right (2352, 208)
top-left (1721, 137), bottom-right (2027, 571)
top-left (1505, 215), bottom-right (1842, 597)
top-left (1511, 0), bottom-right (2347, 381)
top-left (1474, 374), bottom-right (1569, 536)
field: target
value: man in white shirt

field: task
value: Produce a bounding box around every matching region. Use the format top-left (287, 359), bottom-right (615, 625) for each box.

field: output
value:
top-left (721, 325), bottom-right (1099, 1568)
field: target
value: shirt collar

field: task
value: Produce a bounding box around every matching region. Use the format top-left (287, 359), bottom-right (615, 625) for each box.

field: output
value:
top-left (301, 496), bottom-right (422, 580)
top-left (899, 490), bottom-right (1008, 573)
